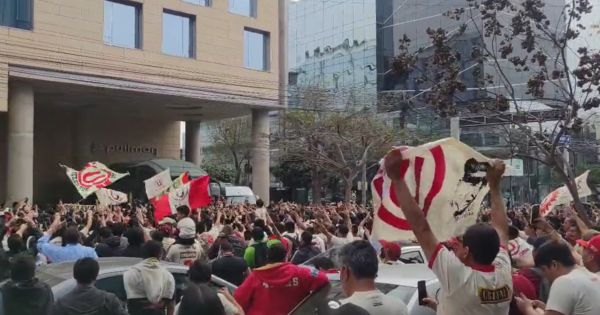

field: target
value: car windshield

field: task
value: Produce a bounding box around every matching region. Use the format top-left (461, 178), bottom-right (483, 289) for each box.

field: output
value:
top-left (226, 196), bottom-right (256, 205)
top-left (36, 271), bottom-right (66, 287)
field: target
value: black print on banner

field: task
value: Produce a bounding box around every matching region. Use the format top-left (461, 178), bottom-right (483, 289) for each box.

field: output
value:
top-left (451, 158), bottom-right (488, 220)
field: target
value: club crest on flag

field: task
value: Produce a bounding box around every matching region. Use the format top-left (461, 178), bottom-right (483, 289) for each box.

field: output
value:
top-left (62, 162), bottom-right (128, 199)
top-left (372, 138), bottom-right (490, 241)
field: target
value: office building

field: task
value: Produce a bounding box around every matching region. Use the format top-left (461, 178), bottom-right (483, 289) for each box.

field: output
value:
top-left (0, 0), bottom-right (285, 203)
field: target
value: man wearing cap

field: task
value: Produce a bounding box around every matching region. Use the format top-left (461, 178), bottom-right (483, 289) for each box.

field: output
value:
top-left (165, 215), bottom-right (204, 266)
top-left (157, 217), bottom-right (177, 251)
top-left (379, 240), bottom-right (403, 265)
top-left (578, 234), bottom-right (600, 274)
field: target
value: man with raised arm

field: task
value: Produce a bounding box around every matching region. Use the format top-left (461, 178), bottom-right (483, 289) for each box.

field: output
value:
top-left (384, 151), bottom-right (512, 315)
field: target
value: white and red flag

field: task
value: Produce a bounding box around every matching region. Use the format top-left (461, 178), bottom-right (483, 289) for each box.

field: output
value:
top-left (371, 138), bottom-right (491, 241)
top-left (169, 171), bottom-right (190, 192)
top-left (144, 169), bottom-right (172, 199)
top-left (539, 171), bottom-right (592, 217)
top-left (152, 176), bottom-right (211, 223)
top-left (61, 162), bottom-right (128, 199)
top-left (96, 188), bottom-right (128, 206)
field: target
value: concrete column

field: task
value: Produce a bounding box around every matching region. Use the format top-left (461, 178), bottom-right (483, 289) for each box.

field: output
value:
top-left (251, 109), bottom-right (270, 203)
top-left (185, 121), bottom-right (202, 165)
top-left (450, 116), bottom-right (460, 140)
top-left (7, 83), bottom-right (34, 203)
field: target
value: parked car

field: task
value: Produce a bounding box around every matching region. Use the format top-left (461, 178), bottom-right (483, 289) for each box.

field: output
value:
top-left (291, 263), bottom-right (440, 315)
top-left (34, 257), bottom-right (237, 302)
top-left (303, 244), bottom-right (427, 267)
top-left (400, 245), bottom-right (428, 265)
top-left (224, 186), bottom-right (257, 205)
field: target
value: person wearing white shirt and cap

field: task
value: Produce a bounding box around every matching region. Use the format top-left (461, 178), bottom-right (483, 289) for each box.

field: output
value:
top-left (165, 213), bottom-right (204, 266)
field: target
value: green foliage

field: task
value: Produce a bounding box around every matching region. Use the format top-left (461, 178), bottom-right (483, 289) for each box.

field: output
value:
top-left (272, 160), bottom-right (312, 188)
top-left (202, 161), bottom-right (236, 183)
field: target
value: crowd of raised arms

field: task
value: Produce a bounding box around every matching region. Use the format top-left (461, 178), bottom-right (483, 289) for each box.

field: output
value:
top-left (1, 159), bottom-right (600, 315)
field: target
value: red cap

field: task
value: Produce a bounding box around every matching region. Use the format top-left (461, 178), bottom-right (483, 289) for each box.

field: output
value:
top-left (379, 240), bottom-right (402, 261)
top-left (577, 235), bottom-right (600, 256)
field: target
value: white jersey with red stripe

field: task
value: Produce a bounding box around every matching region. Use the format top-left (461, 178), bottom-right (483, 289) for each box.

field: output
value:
top-left (429, 244), bottom-right (513, 315)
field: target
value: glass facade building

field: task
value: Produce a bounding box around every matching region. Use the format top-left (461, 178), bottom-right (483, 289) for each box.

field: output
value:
top-left (288, 0), bottom-right (377, 109)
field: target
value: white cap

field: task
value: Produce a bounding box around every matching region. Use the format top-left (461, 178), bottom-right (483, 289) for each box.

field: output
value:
top-left (177, 217), bottom-right (196, 239)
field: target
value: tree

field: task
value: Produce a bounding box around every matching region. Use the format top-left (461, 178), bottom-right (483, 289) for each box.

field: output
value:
top-left (390, 0), bottom-right (599, 226)
top-left (279, 104), bottom-right (399, 203)
top-left (207, 117), bottom-right (252, 185)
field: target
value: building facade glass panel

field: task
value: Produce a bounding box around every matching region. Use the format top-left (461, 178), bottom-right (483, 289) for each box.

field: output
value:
top-left (162, 11), bottom-right (195, 58)
top-left (288, 0), bottom-right (377, 109)
top-left (229, 0), bottom-right (256, 17)
top-left (103, 0), bottom-right (140, 49)
top-left (183, 0), bottom-right (210, 6)
top-left (244, 29), bottom-right (269, 71)
top-left (0, 0), bottom-right (32, 30)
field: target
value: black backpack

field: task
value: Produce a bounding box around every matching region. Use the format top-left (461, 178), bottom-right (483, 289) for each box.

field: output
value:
top-left (252, 242), bottom-right (269, 268)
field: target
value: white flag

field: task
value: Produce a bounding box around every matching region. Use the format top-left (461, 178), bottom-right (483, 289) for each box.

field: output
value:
top-left (96, 188), bottom-right (128, 206)
top-left (372, 138), bottom-right (490, 241)
top-left (540, 171), bottom-right (592, 217)
top-left (144, 169), bottom-right (173, 199)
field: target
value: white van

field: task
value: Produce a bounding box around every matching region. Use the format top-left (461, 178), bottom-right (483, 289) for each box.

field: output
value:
top-left (224, 186), bottom-right (257, 205)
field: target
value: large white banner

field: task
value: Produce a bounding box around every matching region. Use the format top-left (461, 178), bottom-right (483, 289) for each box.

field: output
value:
top-left (96, 188), bottom-right (128, 206)
top-left (372, 138), bottom-right (491, 241)
top-left (144, 169), bottom-right (172, 199)
top-left (540, 171), bottom-right (592, 217)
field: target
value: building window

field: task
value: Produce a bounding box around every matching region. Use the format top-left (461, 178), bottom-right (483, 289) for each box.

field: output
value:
top-left (229, 0), bottom-right (256, 17)
top-left (244, 28), bottom-right (269, 71)
top-left (103, 0), bottom-right (141, 49)
top-left (0, 0), bottom-right (33, 30)
top-left (183, 0), bottom-right (210, 6)
top-left (162, 10), bottom-right (195, 58)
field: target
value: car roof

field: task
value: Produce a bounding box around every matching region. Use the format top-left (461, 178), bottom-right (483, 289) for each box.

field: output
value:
top-left (36, 257), bottom-right (189, 283)
top-left (327, 263), bottom-right (436, 288)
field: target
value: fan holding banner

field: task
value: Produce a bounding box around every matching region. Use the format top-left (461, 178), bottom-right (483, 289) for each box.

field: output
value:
top-left (371, 138), bottom-right (491, 241)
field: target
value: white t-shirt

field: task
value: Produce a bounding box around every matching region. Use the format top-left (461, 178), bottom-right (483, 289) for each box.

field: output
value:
top-left (255, 207), bottom-right (268, 222)
top-left (546, 267), bottom-right (600, 315)
top-left (165, 242), bottom-right (204, 266)
top-left (330, 233), bottom-right (354, 248)
top-left (341, 290), bottom-right (408, 315)
top-left (430, 244), bottom-right (512, 315)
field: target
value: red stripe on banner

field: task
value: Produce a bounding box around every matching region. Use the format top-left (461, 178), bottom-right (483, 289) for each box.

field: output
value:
top-left (422, 146), bottom-right (445, 215)
top-left (376, 145), bottom-right (446, 231)
top-left (414, 157), bottom-right (425, 204)
top-left (378, 204), bottom-right (411, 230)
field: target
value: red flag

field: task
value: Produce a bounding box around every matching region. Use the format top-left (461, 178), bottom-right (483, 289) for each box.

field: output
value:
top-left (153, 175), bottom-right (211, 223)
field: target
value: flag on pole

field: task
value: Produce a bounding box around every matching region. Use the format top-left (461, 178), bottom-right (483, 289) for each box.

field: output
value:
top-left (144, 169), bottom-right (173, 199)
top-left (540, 171), bottom-right (592, 217)
top-left (371, 138), bottom-right (491, 242)
top-left (152, 176), bottom-right (211, 223)
top-left (61, 162), bottom-right (128, 199)
top-left (96, 188), bottom-right (128, 206)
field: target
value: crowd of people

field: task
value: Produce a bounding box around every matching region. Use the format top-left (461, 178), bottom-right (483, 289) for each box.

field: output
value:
top-left (0, 157), bottom-right (600, 315)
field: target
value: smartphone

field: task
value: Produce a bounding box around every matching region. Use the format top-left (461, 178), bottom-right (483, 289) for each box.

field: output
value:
top-left (417, 280), bottom-right (428, 306)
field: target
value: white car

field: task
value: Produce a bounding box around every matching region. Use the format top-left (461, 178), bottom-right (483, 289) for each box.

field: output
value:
top-left (292, 263), bottom-right (440, 315)
top-left (296, 246), bottom-right (438, 314)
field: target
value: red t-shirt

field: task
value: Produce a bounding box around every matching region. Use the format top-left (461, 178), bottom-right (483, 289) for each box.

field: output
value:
top-left (234, 262), bottom-right (329, 315)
